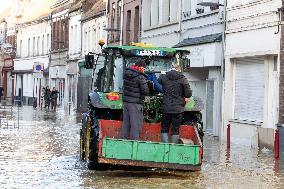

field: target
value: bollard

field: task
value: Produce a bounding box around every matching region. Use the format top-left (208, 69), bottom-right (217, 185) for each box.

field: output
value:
top-left (227, 124), bottom-right (231, 149)
top-left (275, 128), bottom-right (280, 159)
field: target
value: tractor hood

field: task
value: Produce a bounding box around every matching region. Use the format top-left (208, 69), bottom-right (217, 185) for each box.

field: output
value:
top-left (89, 92), bottom-right (123, 109)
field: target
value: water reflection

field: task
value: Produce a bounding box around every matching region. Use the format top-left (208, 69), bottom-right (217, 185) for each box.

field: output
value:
top-left (0, 106), bottom-right (283, 188)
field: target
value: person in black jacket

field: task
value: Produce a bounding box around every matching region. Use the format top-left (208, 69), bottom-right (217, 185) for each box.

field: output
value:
top-left (158, 63), bottom-right (192, 143)
top-left (121, 61), bottom-right (149, 140)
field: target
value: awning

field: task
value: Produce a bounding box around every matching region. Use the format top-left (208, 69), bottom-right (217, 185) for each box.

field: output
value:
top-left (12, 69), bottom-right (33, 74)
top-left (174, 33), bottom-right (222, 48)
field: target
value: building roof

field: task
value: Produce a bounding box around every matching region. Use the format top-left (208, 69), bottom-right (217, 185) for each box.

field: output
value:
top-left (174, 33), bottom-right (223, 47)
top-left (69, 0), bottom-right (85, 13)
top-left (81, 0), bottom-right (106, 21)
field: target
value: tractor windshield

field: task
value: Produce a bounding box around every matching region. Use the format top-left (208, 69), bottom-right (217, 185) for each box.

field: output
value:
top-left (125, 56), bottom-right (174, 75)
top-left (93, 54), bottom-right (175, 93)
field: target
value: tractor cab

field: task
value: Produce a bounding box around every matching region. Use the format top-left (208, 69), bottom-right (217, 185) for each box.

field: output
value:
top-left (80, 43), bottom-right (204, 171)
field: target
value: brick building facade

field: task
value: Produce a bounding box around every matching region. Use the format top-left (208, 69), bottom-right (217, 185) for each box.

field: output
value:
top-left (106, 0), bottom-right (141, 45)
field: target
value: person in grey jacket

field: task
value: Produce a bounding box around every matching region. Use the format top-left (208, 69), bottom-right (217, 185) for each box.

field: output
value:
top-left (158, 63), bottom-right (192, 143)
top-left (121, 61), bottom-right (149, 140)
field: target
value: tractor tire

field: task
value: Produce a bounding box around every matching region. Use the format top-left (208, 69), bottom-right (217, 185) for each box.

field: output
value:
top-left (87, 118), bottom-right (108, 171)
top-left (87, 124), bottom-right (99, 169)
top-left (80, 113), bottom-right (88, 161)
top-left (79, 129), bottom-right (86, 161)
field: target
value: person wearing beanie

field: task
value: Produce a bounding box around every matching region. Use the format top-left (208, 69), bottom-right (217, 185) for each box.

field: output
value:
top-left (121, 61), bottom-right (149, 140)
top-left (158, 63), bottom-right (192, 143)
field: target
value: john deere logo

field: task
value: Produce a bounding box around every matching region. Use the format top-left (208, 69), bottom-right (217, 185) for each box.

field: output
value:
top-left (136, 50), bottom-right (165, 56)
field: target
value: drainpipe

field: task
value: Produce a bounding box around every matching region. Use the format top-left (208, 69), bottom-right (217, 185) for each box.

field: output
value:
top-left (178, 0), bottom-right (182, 42)
top-left (220, 0), bottom-right (227, 139)
top-left (221, 0), bottom-right (227, 79)
top-left (119, 0), bottom-right (124, 46)
top-left (49, 13), bottom-right (53, 88)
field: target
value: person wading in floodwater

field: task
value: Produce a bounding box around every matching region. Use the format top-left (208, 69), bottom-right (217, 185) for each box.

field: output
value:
top-left (50, 87), bottom-right (59, 111)
top-left (44, 87), bottom-right (51, 109)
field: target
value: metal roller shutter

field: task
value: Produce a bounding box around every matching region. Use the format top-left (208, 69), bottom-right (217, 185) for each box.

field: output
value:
top-left (234, 58), bottom-right (264, 122)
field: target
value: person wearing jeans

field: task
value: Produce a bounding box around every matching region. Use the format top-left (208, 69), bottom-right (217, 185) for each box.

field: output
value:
top-left (121, 62), bottom-right (149, 140)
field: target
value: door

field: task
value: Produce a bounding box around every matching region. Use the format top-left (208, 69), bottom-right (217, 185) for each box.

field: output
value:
top-left (206, 80), bottom-right (214, 133)
top-left (7, 71), bottom-right (13, 99)
top-left (77, 76), bottom-right (91, 112)
top-left (57, 79), bottom-right (65, 106)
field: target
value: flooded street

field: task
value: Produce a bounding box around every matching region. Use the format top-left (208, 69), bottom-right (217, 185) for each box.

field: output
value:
top-left (0, 105), bottom-right (284, 189)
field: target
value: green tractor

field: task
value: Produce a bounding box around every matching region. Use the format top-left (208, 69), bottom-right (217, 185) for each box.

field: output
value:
top-left (80, 43), bottom-right (204, 171)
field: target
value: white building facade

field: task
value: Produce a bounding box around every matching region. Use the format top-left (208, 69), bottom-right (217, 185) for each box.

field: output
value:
top-left (77, 10), bottom-right (107, 112)
top-left (65, 6), bottom-right (82, 112)
top-left (141, 0), bottom-right (225, 136)
top-left (82, 15), bottom-right (107, 56)
top-left (14, 18), bottom-right (51, 105)
top-left (223, 0), bottom-right (281, 148)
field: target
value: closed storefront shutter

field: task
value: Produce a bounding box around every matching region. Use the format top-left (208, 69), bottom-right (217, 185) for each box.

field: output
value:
top-left (234, 58), bottom-right (264, 122)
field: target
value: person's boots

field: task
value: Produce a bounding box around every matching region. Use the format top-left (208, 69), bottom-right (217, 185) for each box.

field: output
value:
top-left (171, 135), bottom-right (180, 144)
top-left (161, 133), bottom-right (169, 143)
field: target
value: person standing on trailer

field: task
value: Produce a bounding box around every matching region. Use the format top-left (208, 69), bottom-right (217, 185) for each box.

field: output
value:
top-left (121, 61), bottom-right (149, 140)
top-left (158, 63), bottom-right (192, 143)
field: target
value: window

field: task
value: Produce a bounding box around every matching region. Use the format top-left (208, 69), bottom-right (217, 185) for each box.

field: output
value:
top-left (126, 10), bottom-right (131, 45)
top-left (62, 20), bottom-right (65, 49)
top-left (19, 40), bottom-right (22, 57)
top-left (89, 28), bottom-right (92, 53)
top-left (47, 34), bottom-right (50, 53)
top-left (42, 35), bottom-right (45, 55)
top-left (168, 0), bottom-right (171, 22)
top-left (182, 0), bottom-right (191, 18)
top-left (84, 31), bottom-right (87, 54)
top-left (134, 6), bottom-right (139, 42)
top-left (28, 38), bottom-right (30, 56)
top-left (93, 55), bottom-right (124, 93)
top-left (117, 0), bottom-right (122, 30)
top-left (111, 3), bottom-right (116, 27)
top-left (111, 2), bottom-right (116, 41)
top-left (93, 28), bottom-right (96, 52)
top-left (70, 26), bottom-right (73, 54)
top-left (37, 36), bottom-right (40, 55)
top-left (32, 37), bottom-right (35, 56)
top-left (74, 25), bottom-right (77, 53)
top-left (150, 0), bottom-right (159, 26)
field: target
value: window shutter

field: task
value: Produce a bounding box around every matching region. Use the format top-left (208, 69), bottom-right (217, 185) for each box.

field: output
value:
top-left (234, 58), bottom-right (264, 122)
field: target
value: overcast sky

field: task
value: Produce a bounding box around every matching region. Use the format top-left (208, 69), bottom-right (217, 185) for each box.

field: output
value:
top-left (0, 0), bottom-right (12, 13)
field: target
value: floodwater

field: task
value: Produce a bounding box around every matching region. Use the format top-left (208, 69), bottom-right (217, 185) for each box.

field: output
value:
top-left (0, 105), bottom-right (284, 189)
